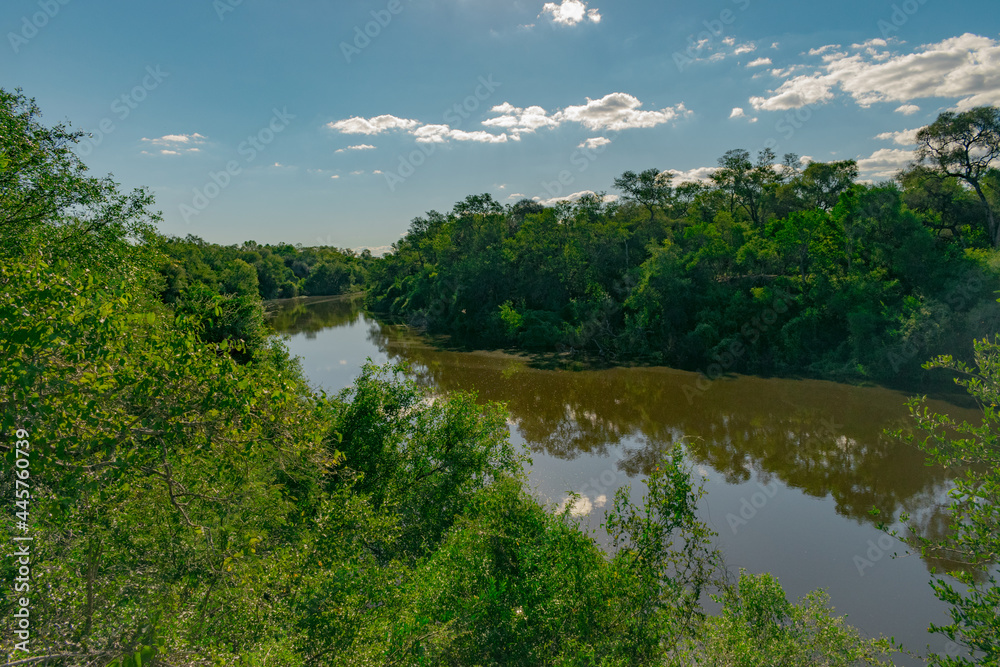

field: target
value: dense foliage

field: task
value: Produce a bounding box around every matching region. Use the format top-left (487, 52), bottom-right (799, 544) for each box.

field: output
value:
top-left (2, 87), bottom-right (981, 665)
top-left (155, 236), bottom-right (370, 362)
top-left (158, 235), bottom-right (370, 303)
top-left (367, 116), bottom-right (1000, 384)
top-left (878, 339), bottom-right (1000, 666)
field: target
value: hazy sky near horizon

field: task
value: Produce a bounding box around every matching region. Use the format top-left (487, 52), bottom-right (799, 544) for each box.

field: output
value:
top-left (3, 0), bottom-right (999, 250)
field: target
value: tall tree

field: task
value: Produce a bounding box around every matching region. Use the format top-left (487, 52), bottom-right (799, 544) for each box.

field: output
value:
top-left (712, 148), bottom-right (780, 228)
top-left (613, 168), bottom-right (673, 221)
top-left (916, 106), bottom-right (1000, 247)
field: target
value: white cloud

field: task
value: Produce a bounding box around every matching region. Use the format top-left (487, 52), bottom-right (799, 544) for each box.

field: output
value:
top-left (141, 133), bottom-right (206, 155)
top-left (734, 42), bottom-right (756, 55)
top-left (352, 244), bottom-right (394, 257)
top-left (747, 57), bottom-right (772, 68)
top-left (143, 133), bottom-right (206, 146)
top-left (331, 93), bottom-right (684, 151)
top-left (666, 167), bottom-right (718, 184)
top-left (507, 193), bottom-right (527, 200)
top-left (875, 127), bottom-right (922, 146)
top-left (533, 190), bottom-right (618, 206)
top-left (330, 174), bottom-right (340, 179)
top-left (857, 147), bottom-right (915, 180)
top-left (555, 93), bottom-right (690, 131)
top-left (350, 170), bottom-right (364, 175)
top-left (730, 107), bottom-right (747, 118)
top-left (327, 115), bottom-right (420, 135)
top-left (895, 104), bottom-right (921, 115)
top-left (485, 94), bottom-right (688, 137)
top-left (808, 44), bottom-right (841, 56)
top-left (540, 0), bottom-right (601, 26)
top-left (373, 169), bottom-right (383, 174)
top-left (578, 136), bottom-right (611, 149)
top-left (413, 124), bottom-right (509, 144)
top-left (750, 33), bottom-right (1000, 112)
top-left (335, 144), bottom-right (376, 153)
top-left (482, 103), bottom-right (560, 140)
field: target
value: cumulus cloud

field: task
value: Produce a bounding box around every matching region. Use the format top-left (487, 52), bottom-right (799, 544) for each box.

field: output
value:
top-left (730, 107), bottom-right (747, 118)
top-left (895, 104), bottom-right (921, 115)
top-left (875, 127), bottom-right (922, 146)
top-left (335, 144), bottom-right (376, 152)
top-left (750, 33), bottom-right (1000, 112)
top-left (328, 115), bottom-right (508, 145)
top-left (555, 93), bottom-right (690, 131)
top-left (484, 93), bottom-right (688, 137)
top-left (665, 167), bottom-right (718, 184)
top-left (413, 124), bottom-right (509, 144)
top-left (857, 147), bottom-right (915, 180)
top-left (747, 57), bottom-right (772, 68)
top-left (482, 103), bottom-right (560, 139)
top-left (141, 133), bottom-right (206, 155)
top-left (326, 115), bottom-right (420, 135)
top-left (534, 190), bottom-right (618, 206)
top-left (540, 0), bottom-right (601, 26)
top-left (578, 137), bottom-right (611, 149)
top-left (330, 93), bottom-right (685, 149)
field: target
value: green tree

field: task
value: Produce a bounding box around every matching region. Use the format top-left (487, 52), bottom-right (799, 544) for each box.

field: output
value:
top-left (891, 339), bottom-right (1000, 666)
top-left (916, 107), bottom-right (1000, 247)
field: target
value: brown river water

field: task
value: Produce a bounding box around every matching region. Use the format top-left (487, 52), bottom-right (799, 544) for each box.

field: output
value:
top-left (269, 294), bottom-right (986, 665)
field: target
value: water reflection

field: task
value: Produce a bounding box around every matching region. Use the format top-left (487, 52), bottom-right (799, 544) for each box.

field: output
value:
top-left (268, 297), bottom-right (978, 576)
top-left (361, 316), bottom-right (978, 571)
top-left (268, 296), bottom-right (1000, 661)
top-left (266, 294), bottom-right (364, 337)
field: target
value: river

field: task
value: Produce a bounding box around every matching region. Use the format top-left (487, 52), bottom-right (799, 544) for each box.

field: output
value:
top-left (269, 294), bottom-right (983, 664)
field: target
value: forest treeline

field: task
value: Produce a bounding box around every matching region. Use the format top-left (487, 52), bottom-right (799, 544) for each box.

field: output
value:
top-left (154, 236), bottom-right (370, 361)
top-left (368, 108), bottom-right (1000, 384)
top-left (2, 88), bottom-right (997, 665)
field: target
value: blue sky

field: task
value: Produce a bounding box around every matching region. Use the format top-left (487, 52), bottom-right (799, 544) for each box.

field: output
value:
top-left (3, 0), bottom-right (999, 250)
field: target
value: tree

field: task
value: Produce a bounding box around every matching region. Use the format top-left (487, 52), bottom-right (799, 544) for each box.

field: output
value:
top-left (797, 160), bottom-right (859, 211)
top-left (0, 89), bottom-right (158, 266)
top-left (888, 338), bottom-right (1000, 665)
top-left (916, 107), bottom-right (1000, 247)
top-left (712, 148), bottom-right (780, 228)
top-left (613, 168), bottom-right (673, 221)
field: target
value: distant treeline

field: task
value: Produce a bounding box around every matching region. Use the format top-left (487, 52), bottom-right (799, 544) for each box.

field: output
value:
top-left (155, 236), bottom-right (372, 361)
top-left (158, 235), bottom-right (371, 301)
top-left (368, 109), bottom-right (1000, 384)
